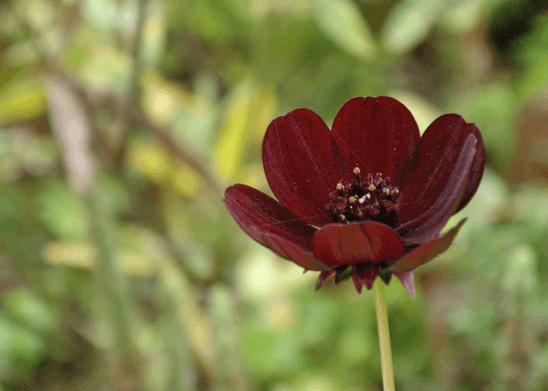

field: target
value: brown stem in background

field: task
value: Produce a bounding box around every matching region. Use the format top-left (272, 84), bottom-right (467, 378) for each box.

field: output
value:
top-left (21, 0), bottom-right (222, 198)
top-left (135, 110), bottom-right (224, 197)
top-left (45, 63), bottom-right (223, 198)
top-left (45, 76), bottom-right (146, 390)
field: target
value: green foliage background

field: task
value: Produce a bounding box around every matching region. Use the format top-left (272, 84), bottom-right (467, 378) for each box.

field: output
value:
top-left (1, 0), bottom-right (548, 390)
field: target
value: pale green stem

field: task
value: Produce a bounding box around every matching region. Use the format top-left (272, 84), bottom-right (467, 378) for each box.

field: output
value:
top-left (375, 280), bottom-right (395, 391)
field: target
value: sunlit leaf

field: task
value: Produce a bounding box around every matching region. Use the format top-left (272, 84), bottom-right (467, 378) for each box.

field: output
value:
top-left (0, 76), bottom-right (46, 124)
top-left (42, 241), bottom-right (96, 268)
top-left (42, 224), bottom-right (168, 276)
top-left (3, 288), bottom-right (58, 332)
top-left (127, 141), bottom-right (172, 183)
top-left (440, 0), bottom-right (482, 34)
top-left (171, 163), bottom-right (203, 197)
top-left (75, 37), bottom-right (131, 94)
top-left (313, 0), bottom-right (376, 60)
top-left (381, 0), bottom-right (442, 55)
top-left (142, 71), bottom-right (181, 126)
top-left (142, 70), bottom-right (217, 154)
top-left (142, 1), bottom-right (167, 67)
top-left (214, 80), bottom-right (253, 180)
top-left (252, 85), bottom-right (277, 145)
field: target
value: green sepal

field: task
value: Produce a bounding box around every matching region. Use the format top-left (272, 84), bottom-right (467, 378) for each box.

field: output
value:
top-left (378, 270), bottom-right (392, 285)
top-left (335, 266), bottom-right (353, 284)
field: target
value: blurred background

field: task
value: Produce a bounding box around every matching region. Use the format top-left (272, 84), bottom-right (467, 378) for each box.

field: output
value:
top-left (1, 0), bottom-right (548, 390)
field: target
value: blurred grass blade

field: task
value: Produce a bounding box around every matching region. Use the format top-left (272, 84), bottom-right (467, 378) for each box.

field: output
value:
top-left (313, 0), bottom-right (377, 61)
top-left (90, 189), bottom-right (145, 390)
top-left (160, 259), bottom-right (216, 380)
top-left (210, 284), bottom-right (249, 390)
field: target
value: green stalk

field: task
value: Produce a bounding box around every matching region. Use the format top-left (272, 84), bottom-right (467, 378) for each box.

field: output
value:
top-left (375, 280), bottom-right (395, 391)
top-left (89, 189), bottom-right (144, 390)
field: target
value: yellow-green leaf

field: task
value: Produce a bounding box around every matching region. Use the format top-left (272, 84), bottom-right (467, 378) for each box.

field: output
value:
top-left (313, 0), bottom-right (377, 61)
top-left (0, 76), bottom-right (47, 124)
top-left (214, 80), bottom-right (253, 180)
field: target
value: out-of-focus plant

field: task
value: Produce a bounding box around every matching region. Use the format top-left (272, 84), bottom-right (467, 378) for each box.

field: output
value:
top-left (1, 0), bottom-right (548, 390)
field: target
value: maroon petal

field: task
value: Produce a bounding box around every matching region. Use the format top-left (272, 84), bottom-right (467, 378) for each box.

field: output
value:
top-left (352, 263), bottom-right (380, 293)
top-left (389, 218), bottom-right (466, 273)
top-left (262, 108), bottom-right (347, 226)
top-left (397, 115), bottom-right (478, 244)
top-left (315, 270), bottom-right (336, 290)
top-left (224, 184), bottom-right (329, 271)
top-left (393, 271), bottom-right (415, 298)
top-left (454, 124), bottom-right (486, 214)
top-left (331, 96), bottom-right (420, 187)
top-left (311, 221), bottom-right (405, 268)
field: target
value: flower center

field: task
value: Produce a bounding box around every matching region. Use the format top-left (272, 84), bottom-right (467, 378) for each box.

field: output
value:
top-left (325, 167), bottom-right (400, 227)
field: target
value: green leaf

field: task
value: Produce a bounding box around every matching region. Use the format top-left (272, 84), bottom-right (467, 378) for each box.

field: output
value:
top-left (0, 75), bottom-right (47, 124)
top-left (214, 80), bottom-right (253, 180)
top-left (381, 0), bottom-right (442, 55)
top-left (3, 288), bottom-right (57, 333)
top-left (35, 180), bottom-right (91, 240)
top-left (0, 315), bottom-right (46, 379)
top-left (449, 83), bottom-right (516, 171)
top-left (313, 0), bottom-right (377, 61)
top-left (516, 53), bottom-right (548, 104)
top-left (504, 244), bottom-right (537, 294)
top-left (335, 266), bottom-right (353, 284)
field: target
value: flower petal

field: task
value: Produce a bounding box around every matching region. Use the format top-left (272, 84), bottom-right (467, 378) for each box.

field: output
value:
top-left (352, 263), bottom-right (380, 293)
top-left (454, 124), bottom-right (486, 214)
top-left (311, 221), bottom-right (405, 268)
top-left (315, 270), bottom-right (336, 290)
top-left (396, 115), bottom-right (478, 243)
top-left (331, 96), bottom-right (420, 187)
top-left (224, 184), bottom-right (329, 271)
top-left (393, 271), bottom-right (415, 298)
top-left (262, 108), bottom-right (347, 226)
top-left (389, 218), bottom-right (466, 273)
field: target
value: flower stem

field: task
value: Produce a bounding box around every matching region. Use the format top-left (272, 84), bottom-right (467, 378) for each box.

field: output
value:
top-left (375, 280), bottom-right (395, 391)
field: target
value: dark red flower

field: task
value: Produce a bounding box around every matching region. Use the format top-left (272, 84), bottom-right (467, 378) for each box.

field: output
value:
top-left (223, 97), bottom-right (485, 297)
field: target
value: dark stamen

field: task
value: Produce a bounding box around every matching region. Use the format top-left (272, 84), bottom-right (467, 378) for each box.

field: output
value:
top-left (325, 168), bottom-right (400, 227)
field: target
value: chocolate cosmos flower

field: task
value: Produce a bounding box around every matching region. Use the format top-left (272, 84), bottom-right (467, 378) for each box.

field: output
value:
top-left (223, 97), bottom-right (485, 297)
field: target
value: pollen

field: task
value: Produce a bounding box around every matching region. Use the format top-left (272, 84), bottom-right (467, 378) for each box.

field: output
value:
top-left (325, 170), bottom-right (400, 227)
